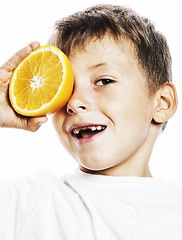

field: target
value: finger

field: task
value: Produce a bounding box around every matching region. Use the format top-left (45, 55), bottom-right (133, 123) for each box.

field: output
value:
top-left (0, 68), bottom-right (12, 83)
top-left (0, 41), bottom-right (40, 72)
top-left (27, 116), bottom-right (48, 132)
top-left (29, 41), bottom-right (40, 50)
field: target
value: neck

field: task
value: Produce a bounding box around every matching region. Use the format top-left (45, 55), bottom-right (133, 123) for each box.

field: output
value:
top-left (145, 166), bottom-right (152, 177)
top-left (80, 164), bottom-right (153, 177)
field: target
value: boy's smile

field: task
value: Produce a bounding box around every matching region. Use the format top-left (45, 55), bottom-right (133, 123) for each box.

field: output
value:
top-left (69, 123), bottom-right (107, 143)
top-left (53, 35), bottom-right (156, 176)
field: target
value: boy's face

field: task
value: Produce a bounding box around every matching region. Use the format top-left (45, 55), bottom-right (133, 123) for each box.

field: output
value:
top-left (53, 35), bottom-right (155, 176)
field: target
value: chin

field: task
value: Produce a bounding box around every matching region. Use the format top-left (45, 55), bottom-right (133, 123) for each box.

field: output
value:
top-left (79, 160), bottom-right (116, 173)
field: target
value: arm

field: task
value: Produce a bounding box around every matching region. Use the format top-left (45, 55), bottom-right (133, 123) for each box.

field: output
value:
top-left (0, 42), bottom-right (47, 131)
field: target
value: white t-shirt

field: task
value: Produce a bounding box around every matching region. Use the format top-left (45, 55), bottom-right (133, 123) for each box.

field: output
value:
top-left (0, 169), bottom-right (182, 240)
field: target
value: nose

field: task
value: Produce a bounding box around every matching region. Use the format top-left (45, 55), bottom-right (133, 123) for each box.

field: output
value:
top-left (66, 87), bottom-right (90, 115)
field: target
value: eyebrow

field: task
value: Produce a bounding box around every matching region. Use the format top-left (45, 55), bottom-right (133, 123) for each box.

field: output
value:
top-left (88, 63), bottom-right (108, 70)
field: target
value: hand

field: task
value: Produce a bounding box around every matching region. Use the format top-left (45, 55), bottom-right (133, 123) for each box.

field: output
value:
top-left (0, 42), bottom-right (48, 131)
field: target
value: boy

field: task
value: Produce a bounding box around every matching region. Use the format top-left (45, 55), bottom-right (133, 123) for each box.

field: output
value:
top-left (0, 4), bottom-right (182, 240)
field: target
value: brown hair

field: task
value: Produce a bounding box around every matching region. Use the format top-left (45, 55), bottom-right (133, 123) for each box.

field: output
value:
top-left (49, 4), bottom-right (172, 95)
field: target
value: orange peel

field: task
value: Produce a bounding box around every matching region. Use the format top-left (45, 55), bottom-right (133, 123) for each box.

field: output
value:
top-left (9, 45), bottom-right (74, 116)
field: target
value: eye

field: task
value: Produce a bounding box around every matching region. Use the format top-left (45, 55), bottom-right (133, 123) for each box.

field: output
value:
top-left (95, 78), bottom-right (115, 86)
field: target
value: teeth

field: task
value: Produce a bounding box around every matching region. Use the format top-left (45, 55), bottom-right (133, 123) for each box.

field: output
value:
top-left (73, 129), bottom-right (80, 135)
top-left (96, 126), bottom-right (102, 131)
top-left (72, 125), bottom-right (106, 135)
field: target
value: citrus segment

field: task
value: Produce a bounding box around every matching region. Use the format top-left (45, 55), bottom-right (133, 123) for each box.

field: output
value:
top-left (9, 45), bottom-right (74, 116)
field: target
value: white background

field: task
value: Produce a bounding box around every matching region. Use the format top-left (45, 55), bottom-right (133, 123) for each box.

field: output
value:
top-left (0, 0), bottom-right (182, 186)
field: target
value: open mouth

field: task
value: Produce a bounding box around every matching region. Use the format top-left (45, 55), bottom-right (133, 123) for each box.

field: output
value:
top-left (71, 125), bottom-right (107, 139)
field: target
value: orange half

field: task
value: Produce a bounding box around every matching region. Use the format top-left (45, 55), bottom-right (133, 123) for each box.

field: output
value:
top-left (9, 45), bottom-right (74, 116)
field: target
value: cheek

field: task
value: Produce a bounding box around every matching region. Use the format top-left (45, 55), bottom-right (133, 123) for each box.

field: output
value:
top-left (53, 110), bottom-right (80, 158)
top-left (52, 111), bottom-right (64, 135)
top-left (105, 89), bottom-right (152, 139)
top-left (52, 110), bottom-right (70, 147)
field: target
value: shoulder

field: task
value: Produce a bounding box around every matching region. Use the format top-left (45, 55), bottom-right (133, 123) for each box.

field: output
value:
top-left (0, 171), bottom-right (67, 239)
top-left (159, 178), bottom-right (182, 198)
top-left (0, 170), bottom-right (71, 206)
top-left (0, 171), bottom-right (58, 195)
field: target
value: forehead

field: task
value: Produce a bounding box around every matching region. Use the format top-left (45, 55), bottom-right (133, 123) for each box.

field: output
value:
top-left (69, 35), bottom-right (143, 78)
top-left (69, 35), bottom-right (136, 61)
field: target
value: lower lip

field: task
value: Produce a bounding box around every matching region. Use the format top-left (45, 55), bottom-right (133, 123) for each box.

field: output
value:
top-left (71, 129), bottom-right (106, 144)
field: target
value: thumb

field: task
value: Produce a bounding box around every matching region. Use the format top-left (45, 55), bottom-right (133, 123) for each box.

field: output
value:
top-left (27, 116), bottom-right (48, 132)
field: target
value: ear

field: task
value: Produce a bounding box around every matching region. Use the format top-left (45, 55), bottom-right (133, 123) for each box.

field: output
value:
top-left (153, 82), bottom-right (178, 123)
